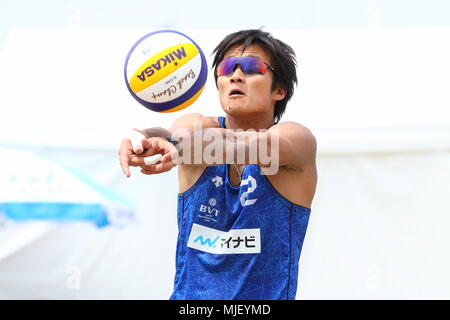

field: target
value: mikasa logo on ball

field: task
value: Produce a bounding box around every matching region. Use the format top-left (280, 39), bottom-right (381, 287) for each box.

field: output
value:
top-left (129, 43), bottom-right (199, 93)
top-left (136, 46), bottom-right (187, 81)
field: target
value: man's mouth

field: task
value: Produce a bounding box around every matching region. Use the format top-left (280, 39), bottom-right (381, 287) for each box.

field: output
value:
top-left (229, 89), bottom-right (245, 96)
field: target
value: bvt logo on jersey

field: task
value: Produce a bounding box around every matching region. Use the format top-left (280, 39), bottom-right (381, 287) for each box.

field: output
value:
top-left (187, 223), bottom-right (261, 254)
top-left (197, 198), bottom-right (220, 223)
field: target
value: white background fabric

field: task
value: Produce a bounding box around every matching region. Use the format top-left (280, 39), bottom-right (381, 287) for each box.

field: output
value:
top-left (1, 28), bottom-right (449, 299)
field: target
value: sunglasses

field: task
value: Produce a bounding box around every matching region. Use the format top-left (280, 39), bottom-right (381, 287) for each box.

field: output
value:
top-left (217, 56), bottom-right (275, 76)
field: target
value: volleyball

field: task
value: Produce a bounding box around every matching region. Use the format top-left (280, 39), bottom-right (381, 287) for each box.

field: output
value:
top-left (124, 30), bottom-right (208, 113)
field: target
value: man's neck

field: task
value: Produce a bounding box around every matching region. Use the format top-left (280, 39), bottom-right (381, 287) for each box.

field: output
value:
top-left (224, 115), bottom-right (274, 131)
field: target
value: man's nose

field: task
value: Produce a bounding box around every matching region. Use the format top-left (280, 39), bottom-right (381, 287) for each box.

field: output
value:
top-left (230, 65), bottom-right (245, 82)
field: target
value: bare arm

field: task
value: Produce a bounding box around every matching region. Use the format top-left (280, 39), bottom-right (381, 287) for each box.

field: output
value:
top-left (118, 113), bottom-right (218, 177)
top-left (120, 114), bottom-right (316, 177)
top-left (169, 121), bottom-right (316, 173)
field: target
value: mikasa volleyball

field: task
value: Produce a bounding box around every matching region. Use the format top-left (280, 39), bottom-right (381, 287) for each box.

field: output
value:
top-left (124, 30), bottom-right (208, 112)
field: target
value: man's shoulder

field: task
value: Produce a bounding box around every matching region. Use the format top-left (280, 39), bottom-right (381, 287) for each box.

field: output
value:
top-left (270, 121), bottom-right (316, 141)
top-left (271, 120), bottom-right (309, 129)
top-left (268, 120), bottom-right (317, 169)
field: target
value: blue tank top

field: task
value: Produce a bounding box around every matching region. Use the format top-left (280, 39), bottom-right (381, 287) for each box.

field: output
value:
top-left (169, 116), bottom-right (311, 300)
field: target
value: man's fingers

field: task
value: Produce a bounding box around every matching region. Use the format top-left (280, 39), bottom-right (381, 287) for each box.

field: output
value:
top-left (161, 151), bottom-right (176, 163)
top-left (144, 154), bottom-right (162, 166)
top-left (119, 139), bottom-right (132, 178)
top-left (139, 158), bottom-right (176, 175)
top-left (128, 130), bottom-right (146, 154)
top-left (155, 160), bottom-right (176, 172)
top-left (130, 147), bottom-right (162, 166)
top-left (141, 138), bottom-right (152, 150)
top-left (132, 138), bottom-right (144, 154)
top-left (140, 163), bottom-right (160, 175)
top-left (121, 135), bottom-right (178, 177)
top-left (160, 153), bottom-right (171, 163)
top-left (121, 163), bottom-right (130, 178)
top-left (129, 155), bottom-right (144, 167)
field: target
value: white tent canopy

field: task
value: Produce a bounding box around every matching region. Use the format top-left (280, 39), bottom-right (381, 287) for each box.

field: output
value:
top-left (1, 28), bottom-right (449, 151)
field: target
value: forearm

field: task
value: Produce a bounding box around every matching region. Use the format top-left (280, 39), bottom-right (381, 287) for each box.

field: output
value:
top-left (175, 128), bottom-right (277, 167)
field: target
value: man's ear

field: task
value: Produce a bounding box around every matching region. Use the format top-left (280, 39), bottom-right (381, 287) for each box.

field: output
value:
top-left (272, 87), bottom-right (287, 101)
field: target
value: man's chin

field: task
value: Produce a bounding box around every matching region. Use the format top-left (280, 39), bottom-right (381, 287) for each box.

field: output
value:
top-left (223, 104), bottom-right (249, 115)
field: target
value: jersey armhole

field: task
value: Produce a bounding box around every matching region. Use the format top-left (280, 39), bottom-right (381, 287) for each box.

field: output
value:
top-left (178, 165), bottom-right (213, 199)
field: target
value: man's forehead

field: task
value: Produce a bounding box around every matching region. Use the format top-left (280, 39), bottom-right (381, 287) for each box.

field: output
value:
top-left (223, 44), bottom-right (271, 62)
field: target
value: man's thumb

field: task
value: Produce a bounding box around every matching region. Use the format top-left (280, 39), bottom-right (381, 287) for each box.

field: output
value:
top-left (127, 129), bottom-right (146, 154)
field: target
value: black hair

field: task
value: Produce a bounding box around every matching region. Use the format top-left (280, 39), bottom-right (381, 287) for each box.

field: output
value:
top-left (212, 29), bottom-right (298, 124)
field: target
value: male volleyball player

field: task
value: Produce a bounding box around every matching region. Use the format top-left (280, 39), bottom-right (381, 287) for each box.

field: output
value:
top-left (119, 29), bottom-right (317, 299)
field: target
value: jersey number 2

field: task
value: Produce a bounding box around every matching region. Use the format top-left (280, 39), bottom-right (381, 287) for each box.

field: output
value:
top-left (240, 175), bottom-right (257, 207)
